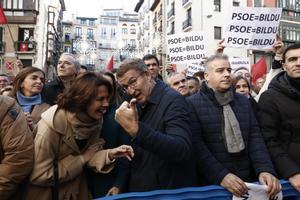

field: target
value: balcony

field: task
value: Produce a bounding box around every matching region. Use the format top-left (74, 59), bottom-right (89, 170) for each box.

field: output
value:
top-left (153, 16), bottom-right (157, 24)
top-left (167, 29), bottom-right (175, 35)
top-left (15, 41), bottom-right (36, 53)
top-left (167, 8), bottom-right (175, 20)
top-left (0, 41), bottom-right (5, 53)
top-left (158, 25), bottom-right (162, 32)
top-left (144, 22), bottom-right (150, 30)
top-left (158, 9), bottom-right (163, 19)
top-left (182, 0), bottom-right (192, 8)
top-left (281, 8), bottom-right (300, 22)
top-left (87, 35), bottom-right (94, 40)
top-left (182, 18), bottom-right (192, 32)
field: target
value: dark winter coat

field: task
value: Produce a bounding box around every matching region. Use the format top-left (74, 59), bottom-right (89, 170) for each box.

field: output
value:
top-left (187, 83), bottom-right (275, 185)
top-left (129, 80), bottom-right (196, 192)
top-left (43, 77), bottom-right (65, 106)
top-left (86, 104), bottom-right (130, 198)
top-left (258, 71), bottom-right (300, 179)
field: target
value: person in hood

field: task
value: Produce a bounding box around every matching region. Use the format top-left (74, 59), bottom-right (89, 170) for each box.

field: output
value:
top-left (25, 72), bottom-right (134, 200)
top-left (258, 42), bottom-right (300, 192)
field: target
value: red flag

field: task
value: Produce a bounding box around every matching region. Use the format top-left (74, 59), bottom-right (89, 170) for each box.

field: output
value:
top-left (106, 55), bottom-right (114, 71)
top-left (0, 5), bottom-right (7, 24)
top-left (251, 57), bottom-right (267, 85)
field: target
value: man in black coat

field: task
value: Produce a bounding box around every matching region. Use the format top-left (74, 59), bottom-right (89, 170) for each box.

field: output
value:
top-left (43, 53), bottom-right (81, 105)
top-left (258, 42), bottom-right (300, 192)
top-left (187, 54), bottom-right (280, 198)
top-left (115, 58), bottom-right (196, 192)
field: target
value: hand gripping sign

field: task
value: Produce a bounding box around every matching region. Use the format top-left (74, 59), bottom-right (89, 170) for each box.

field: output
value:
top-left (233, 182), bottom-right (282, 200)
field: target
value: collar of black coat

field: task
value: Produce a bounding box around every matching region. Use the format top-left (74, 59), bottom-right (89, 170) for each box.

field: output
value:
top-left (269, 71), bottom-right (300, 100)
top-left (201, 82), bottom-right (235, 106)
top-left (47, 76), bottom-right (62, 86)
top-left (145, 79), bottom-right (166, 106)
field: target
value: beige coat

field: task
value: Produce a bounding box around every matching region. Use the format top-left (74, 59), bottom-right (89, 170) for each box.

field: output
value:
top-left (25, 105), bottom-right (114, 200)
top-left (0, 96), bottom-right (34, 200)
top-left (31, 103), bottom-right (49, 125)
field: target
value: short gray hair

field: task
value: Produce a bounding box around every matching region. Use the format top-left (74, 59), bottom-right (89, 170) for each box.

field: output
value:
top-left (166, 72), bottom-right (181, 85)
top-left (117, 58), bottom-right (148, 78)
top-left (60, 53), bottom-right (81, 71)
top-left (205, 54), bottom-right (229, 72)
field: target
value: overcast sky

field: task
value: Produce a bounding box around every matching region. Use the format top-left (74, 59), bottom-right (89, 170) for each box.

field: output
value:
top-left (63, 0), bottom-right (138, 19)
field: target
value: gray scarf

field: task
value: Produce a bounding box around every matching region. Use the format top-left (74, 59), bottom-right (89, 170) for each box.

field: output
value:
top-left (214, 90), bottom-right (245, 153)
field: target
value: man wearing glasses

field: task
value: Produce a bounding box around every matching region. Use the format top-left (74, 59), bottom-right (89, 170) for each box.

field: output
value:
top-left (115, 58), bottom-right (196, 192)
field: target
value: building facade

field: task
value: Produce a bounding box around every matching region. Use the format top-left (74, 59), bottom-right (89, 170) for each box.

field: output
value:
top-left (135, 0), bottom-right (249, 73)
top-left (71, 16), bottom-right (98, 71)
top-left (63, 9), bottom-right (140, 71)
top-left (1, 0), bottom-right (65, 78)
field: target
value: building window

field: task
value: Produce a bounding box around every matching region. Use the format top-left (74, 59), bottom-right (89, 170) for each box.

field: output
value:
top-left (89, 20), bottom-right (95, 26)
top-left (279, 0), bottom-right (300, 18)
top-left (122, 28), bottom-right (128, 34)
top-left (101, 27), bottom-right (106, 38)
top-left (111, 28), bottom-right (116, 38)
top-left (64, 46), bottom-right (71, 53)
top-left (18, 28), bottom-right (34, 41)
top-left (254, 0), bottom-right (262, 7)
top-left (75, 27), bottom-right (82, 38)
top-left (214, 0), bottom-right (221, 12)
top-left (80, 19), bottom-right (87, 25)
top-left (214, 26), bottom-right (222, 39)
top-left (0, 27), bottom-right (3, 52)
top-left (130, 28), bottom-right (136, 34)
top-left (130, 39), bottom-right (136, 47)
top-left (87, 29), bottom-right (94, 39)
top-left (65, 33), bottom-right (71, 42)
top-left (233, 1), bottom-right (239, 6)
top-left (169, 21), bottom-right (175, 35)
top-left (187, 7), bottom-right (191, 19)
top-left (0, 27), bottom-right (3, 41)
top-left (279, 22), bottom-right (300, 44)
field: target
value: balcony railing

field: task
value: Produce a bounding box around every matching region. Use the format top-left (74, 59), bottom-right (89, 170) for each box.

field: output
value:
top-left (153, 16), bottom-right (157, 24)
top-left (158, 26), bottom-right (162, 32)
top-left (14, 41), bottom-right (36, 53)
top-left (158, 9), bottom-right (162, 17)
top-left (182, 0), bottom-right (190, 6)
top-left (167, 29), bottom-right (175, 35)
top-left (0, 41), bottom-right (5, 53)
top-left (182, 18), bottom-right (192, 30)
top-left (167, 8), bottom-right (175, 19)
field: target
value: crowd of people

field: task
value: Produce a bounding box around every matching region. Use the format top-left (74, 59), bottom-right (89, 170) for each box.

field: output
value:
top-left (0, 39), bottom-right (299, 200)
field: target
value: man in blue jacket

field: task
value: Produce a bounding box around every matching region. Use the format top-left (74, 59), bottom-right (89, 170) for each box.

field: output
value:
top-left (115, 58), bottom-right (195, 192)
top-left (187, 54), bottom-right (280, 198)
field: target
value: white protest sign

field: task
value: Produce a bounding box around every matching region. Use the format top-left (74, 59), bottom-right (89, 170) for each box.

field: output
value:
top-left (233, 182), bottom-right (282, 200)
top-left (167, 32), bottom-right (206, 64)
top-left (186, 63), bottom-right (205, 77)
top-left (229, 57), bottom-right (250, 73)
top-left (224, 7), bottom-right (282, 50)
